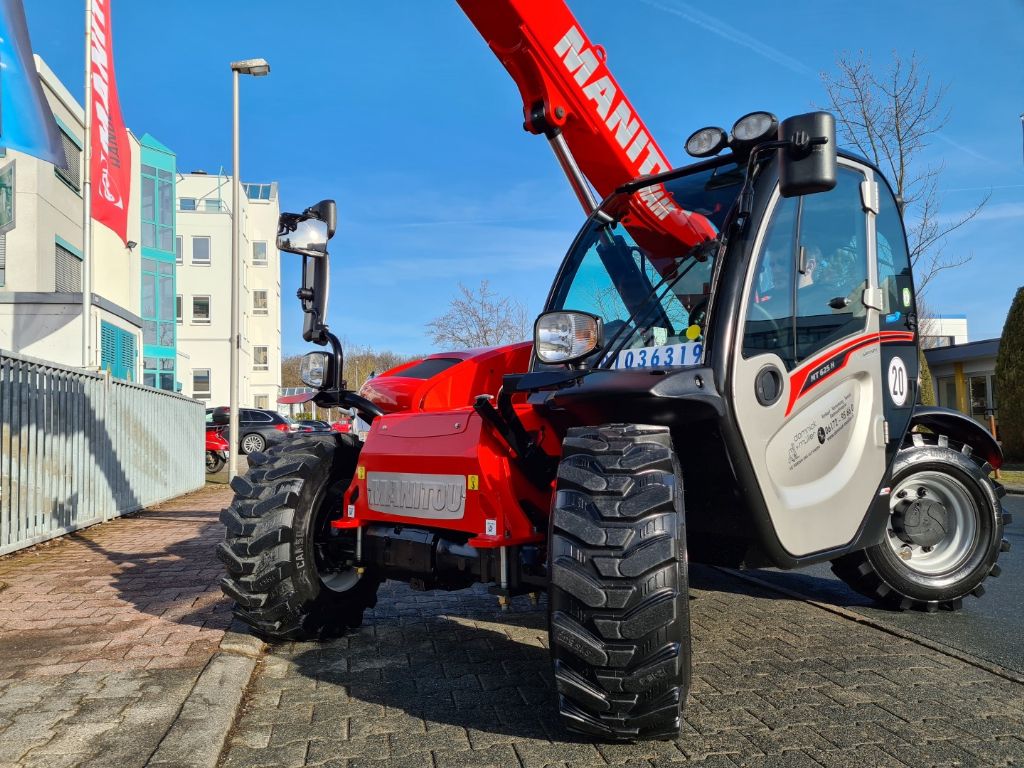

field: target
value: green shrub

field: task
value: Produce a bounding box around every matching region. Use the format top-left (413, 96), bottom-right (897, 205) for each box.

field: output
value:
top-left (995, 287), bottom-right (1024, 461)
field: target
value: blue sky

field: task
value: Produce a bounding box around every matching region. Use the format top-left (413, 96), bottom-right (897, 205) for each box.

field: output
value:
top-left (25, 1), bottom-right (1024, 357)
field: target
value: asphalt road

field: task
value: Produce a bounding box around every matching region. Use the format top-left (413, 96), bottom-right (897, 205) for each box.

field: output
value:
top-left (750, 493), bottom-right (1024, 675)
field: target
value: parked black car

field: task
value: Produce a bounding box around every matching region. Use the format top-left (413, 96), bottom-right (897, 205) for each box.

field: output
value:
top-left (207, 407), bottom-right (295, 454)
top-left (295, 419), bottom-right (334, 434)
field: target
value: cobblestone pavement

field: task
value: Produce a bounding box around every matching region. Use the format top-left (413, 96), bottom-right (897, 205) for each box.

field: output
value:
top-left (0, 484), bottom-right (234, 767)
top-left (222, 567), bottom-right (1024, 768)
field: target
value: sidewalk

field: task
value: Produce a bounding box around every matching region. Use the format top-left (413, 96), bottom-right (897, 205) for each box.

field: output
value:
top-left (0, 484), bottom-right (235, 768)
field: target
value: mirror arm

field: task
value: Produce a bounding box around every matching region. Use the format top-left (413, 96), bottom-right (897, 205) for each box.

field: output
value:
top-left (734, 136), bottom-right (829, 232)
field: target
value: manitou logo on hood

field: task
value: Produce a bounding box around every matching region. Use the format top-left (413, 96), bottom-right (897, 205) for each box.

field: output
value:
top-left (89, 0), bottom-right (132, 243)
top-left (554, 26), bottom-right (678, 221)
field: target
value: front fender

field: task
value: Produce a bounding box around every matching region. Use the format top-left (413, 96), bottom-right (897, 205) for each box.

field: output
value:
top-left (909, 406), bottom-right (1002, 469)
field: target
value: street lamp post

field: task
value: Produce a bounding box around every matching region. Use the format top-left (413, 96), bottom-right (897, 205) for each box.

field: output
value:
top-left (229, 58), bottom-right (270, 481)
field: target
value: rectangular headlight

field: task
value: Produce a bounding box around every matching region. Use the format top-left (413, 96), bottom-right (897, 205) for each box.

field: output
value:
top-left (534, 311), bottom-right (602, 364)
top-left (300, 351), bottom-right (329, 388)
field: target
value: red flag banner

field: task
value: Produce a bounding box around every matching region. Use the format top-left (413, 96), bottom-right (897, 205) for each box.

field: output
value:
top-left (89, 0), bottom-right (131, 244)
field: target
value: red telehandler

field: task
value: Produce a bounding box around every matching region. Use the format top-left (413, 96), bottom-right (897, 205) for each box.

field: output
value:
top-left (217, 0), bottom-right (1011, 741)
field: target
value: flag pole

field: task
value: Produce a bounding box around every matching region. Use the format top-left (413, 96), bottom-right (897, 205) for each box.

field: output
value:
top-left (81, 0), bottom-right (93, 368)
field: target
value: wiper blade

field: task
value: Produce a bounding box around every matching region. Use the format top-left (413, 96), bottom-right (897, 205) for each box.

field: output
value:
top-left (598, 238), bottom-right (718, 369)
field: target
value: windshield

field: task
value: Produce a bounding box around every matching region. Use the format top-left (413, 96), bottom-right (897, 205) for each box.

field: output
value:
top-left (547, 161), bottom-right (744, 369)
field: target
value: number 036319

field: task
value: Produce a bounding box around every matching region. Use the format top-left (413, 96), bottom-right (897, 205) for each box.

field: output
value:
top-left (614, 342), bottom-right (702, 370)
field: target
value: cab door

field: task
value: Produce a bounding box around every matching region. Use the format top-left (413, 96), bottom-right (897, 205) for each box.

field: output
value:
top-left (731, 162), bottom-right (887, 557)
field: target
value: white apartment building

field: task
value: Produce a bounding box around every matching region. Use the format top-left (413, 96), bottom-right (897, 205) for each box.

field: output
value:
top-left (175, 172), bottom-right (282, 409)
top-left (0, 56), bottom-right (144, 376)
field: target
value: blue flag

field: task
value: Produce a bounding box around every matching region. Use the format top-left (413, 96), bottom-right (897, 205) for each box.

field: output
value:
top-left (0, 0), bottom-right (66, 167)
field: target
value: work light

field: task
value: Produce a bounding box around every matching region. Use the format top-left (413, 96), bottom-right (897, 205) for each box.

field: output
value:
top-left (685, 126), bottom-right (728, 158)
top-left (731, 111), bottom-right (778, 146)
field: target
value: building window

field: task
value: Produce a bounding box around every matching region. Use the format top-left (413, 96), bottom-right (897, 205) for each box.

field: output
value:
top-left (192, 236), bottom-right (211, 264)
top-left (192, 295), bottom-right (211, 324)
top-left (243, 183), bottom-right (272, 200)
top-left (253, 346), bottom-right (269, 371)
top-left (252, 289), bottom-right (268, 316)
top-left (193, 369), bottom-right (211, 399)
top-left (176, 294), bottom-right (183, 324)
top-left (179, 197), bottom-right (197, 211)
top-left (142, 258), bottom-right (175, 347)
top-left (100, 321), bottom-right (137, 382)
top-left (142, 165), bottom-right (174, 252)
top-left (253, 241), bottom-right (268, 266)
top-left (55, 128), bottom-right (82, 191)
top-left (175, 235), bottom-right (183, 264)
top-left (55, 240), bottom-right (82, 292)
top-left (203, 199), bottom-right (223, 212)
top-left (143, 356), bottom-right (175, 392)
top-left (936, 376), bottom-right (958, 411)
top-left (254, 395), bottom-right (269, 409)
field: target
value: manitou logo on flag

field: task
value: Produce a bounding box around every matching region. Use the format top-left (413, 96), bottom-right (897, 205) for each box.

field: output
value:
top-left (89, 0), bottom-right (131, 243)
top-left (554, 25), bottom-right (678, 221)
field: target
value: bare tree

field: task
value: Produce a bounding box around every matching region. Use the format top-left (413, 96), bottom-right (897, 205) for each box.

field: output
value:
top-left (427, 280), bottom-right (530, 349)
top-left (343, 345), bottom-right (418, 391)
top-left (820, 52), bottom-right (989, 296)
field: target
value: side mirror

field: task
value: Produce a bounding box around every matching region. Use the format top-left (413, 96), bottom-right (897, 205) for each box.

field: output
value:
top-left (777, 111), bottom-right (836, 198)
top-left (278, 205), bottom-right (337, 345)
top-left (277, 215), bottom-right (329, 258)
top-left (306, 200), bottom-right (337, 239)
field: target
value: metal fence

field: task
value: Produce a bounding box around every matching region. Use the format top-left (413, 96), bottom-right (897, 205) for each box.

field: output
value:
top-left (0, 349), bottom-right (205, 556)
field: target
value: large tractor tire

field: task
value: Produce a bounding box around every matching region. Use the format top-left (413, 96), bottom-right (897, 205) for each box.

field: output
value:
top-left (218, 434), bottom-right (382, 639)
top-left (548, 424), bottom-right (691, 741)
top-left (832, 432), bottom-right (1010, 611)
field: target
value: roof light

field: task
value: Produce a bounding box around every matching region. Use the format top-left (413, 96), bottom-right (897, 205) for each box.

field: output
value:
top-left (730, 111), bottom-right (778, 146)
top-left (685, 126), bottom-right (728, 158)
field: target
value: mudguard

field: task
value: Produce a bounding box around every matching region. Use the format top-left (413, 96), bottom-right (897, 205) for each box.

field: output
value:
top-left (909, 406), bottom-right (1002, 469)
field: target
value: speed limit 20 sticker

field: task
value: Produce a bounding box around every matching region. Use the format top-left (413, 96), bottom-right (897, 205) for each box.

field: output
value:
top-left (888, 356), bottom-right (908, 406)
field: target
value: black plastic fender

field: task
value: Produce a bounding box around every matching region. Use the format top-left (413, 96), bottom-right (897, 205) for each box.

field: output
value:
top-left (909, 406), bottom-right (1002, 469)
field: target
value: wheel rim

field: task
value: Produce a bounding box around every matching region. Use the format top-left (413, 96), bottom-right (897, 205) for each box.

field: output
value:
top-left (885, 470), bottom-right (979, 576)
top-left (310, 482), bottom-right (362, 594)
top-left (241, 435), bottom-right (264, 454)
top-left (205, 452), bottom-right (219, 471)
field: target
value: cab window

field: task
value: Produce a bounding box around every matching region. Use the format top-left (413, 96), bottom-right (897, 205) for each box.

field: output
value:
top-left (742, 166), bottom-right (870, 368)
top-left (876, 184), bottom-right (915, 329)
top-left (794, 167), bottom-right (869, 362)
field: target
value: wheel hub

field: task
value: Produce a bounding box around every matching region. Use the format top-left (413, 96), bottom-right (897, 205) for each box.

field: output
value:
top-left (892, 495), bottom-right (948, 548)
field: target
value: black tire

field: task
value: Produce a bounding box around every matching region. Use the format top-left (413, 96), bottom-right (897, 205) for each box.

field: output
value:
top-left (217, 434), bottom-right (382, 639)
top-left (205, 451), bottom-right (226, 474)
top-left (548, 424), bottom-right (690, 741)
top-left (240, 432), bottom-right (266, 455)
top-left (831, 432), bottom-right (1010, 611)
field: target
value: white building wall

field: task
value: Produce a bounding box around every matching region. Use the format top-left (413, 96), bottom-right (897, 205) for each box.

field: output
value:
top-left (175, 174), bottom-right (281, 409)
top-left (0, 56), bottom-right (143, 375)
top-left (919, 315), bottom-right (969, 347)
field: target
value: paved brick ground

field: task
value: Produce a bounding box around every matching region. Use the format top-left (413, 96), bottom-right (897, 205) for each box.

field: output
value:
top-left (0, 484), bottom-right (234, 767)
top-left (221, 568), bottom-right (1024, 768)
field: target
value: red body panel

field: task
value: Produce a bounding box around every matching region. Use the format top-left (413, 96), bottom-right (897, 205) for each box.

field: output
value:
top-left (360, 342), bottom-right (533, 414)
top-left (340, 406), bottom-right (550, 546)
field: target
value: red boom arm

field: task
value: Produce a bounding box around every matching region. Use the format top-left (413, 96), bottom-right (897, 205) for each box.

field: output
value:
top-left (456, 0), bottom-right (716, 257)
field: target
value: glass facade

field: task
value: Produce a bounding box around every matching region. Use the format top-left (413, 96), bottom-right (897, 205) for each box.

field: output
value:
top-left (140, 136), bottom-right (178, 391)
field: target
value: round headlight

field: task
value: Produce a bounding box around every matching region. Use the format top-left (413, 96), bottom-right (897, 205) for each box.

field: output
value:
top-left (300, 351), bottom-right (329, 388)
top-left (731, 111), bottom-right (778, 144)
top-left (534, 311), bottom-right (602, 364)
top-left (685, 126), bottom-right (728, 158)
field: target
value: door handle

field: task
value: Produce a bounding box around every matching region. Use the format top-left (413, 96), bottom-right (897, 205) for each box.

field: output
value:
top-left (754, 365), bottom-right (784, 406)
top-left (828, 296), bottom-right (850, 310)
